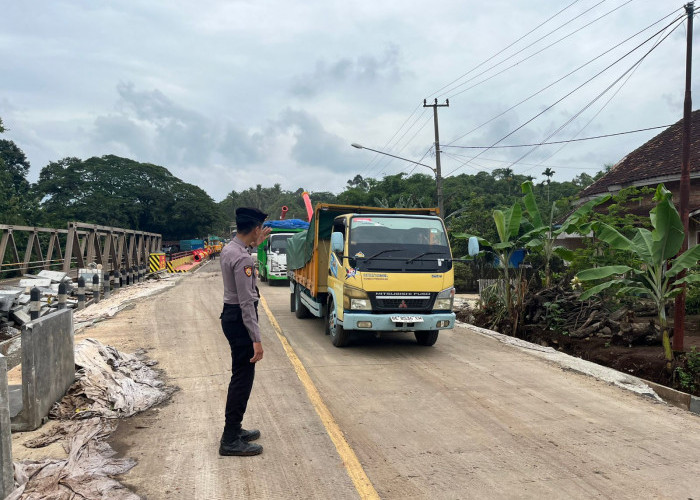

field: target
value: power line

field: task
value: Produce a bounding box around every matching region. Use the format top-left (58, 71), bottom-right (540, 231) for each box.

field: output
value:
top-left (366, 109), bottom-right (429, 177)
top-left (517, 27), bottom-right (658, 176)
top-left (504, 18), bottom-right (684, 171)
top-left (426, 0), bottom-right (585, 99)
top-left (444, 7), bottom-right (683, 146)
top-left (378, 114), bottom-right (434, 176)
top-left (443, 125), bottom-right (672, 149)
top-left (442, 151), bottom-right (618, 170)
top-left (445, 14), bottom-right (684, 176)
top-left (372, 0), bottom-right (587, 181)
top-left (360, 103), bottom-right (423, 176)
top-left (443, 0), bottom-right (638, 101)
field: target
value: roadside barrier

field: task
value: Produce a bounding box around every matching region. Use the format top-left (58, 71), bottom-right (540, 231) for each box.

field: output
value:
top-left (103, 271), bottom-right (110, 298)
top-left (149, 252), bottom-right (166, 273)
top-left (92, 274), bottom-right (100, 303)
top-left (77, 277), bottom-right (86, 310)
top-left (30, 287), bottom-right (41, 320)
top-left (10, 309), bottom-right (75, 431)
top-left (0, 354), bottom-right (12, 499)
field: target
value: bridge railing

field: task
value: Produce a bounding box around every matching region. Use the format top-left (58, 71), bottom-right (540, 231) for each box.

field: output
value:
top-left (0, 222), bottom-right (162, 280)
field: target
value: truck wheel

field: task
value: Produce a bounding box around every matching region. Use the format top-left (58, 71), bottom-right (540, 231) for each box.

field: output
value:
top-left (415, 330), bottom-right (439, 346)
top-left (327, 300), bottom-right (350, 347)
top-left (290, 287), bottom-right (296, 312)
top-left (294, 284), bottom-right (312, 319)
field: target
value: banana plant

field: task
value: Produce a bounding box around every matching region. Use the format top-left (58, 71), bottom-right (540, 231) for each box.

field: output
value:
top-left (456, 202), bottom-right (526, 335)
top-left (576, 184), bottom-right (700, 362)
top-left (520, 181), bottom-right (610, 287)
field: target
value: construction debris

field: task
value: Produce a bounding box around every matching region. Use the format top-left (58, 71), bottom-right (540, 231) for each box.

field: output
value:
top-left (0, 270), bottom-right (74, 330)
top-left (8, 418), bottom-right (139, 500)
top-left (7, 339), bottom-right (174, 499)
top-left (50, 338), bottom-right (174, 420)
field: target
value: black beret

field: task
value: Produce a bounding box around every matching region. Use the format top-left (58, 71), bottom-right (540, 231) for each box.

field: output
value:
top-left (236, 207), bottom-right (268, 225)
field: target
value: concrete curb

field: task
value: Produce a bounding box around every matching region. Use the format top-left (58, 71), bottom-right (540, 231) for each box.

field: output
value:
top-left (0, 354), bottom-right (13, 499)
top-left (11, 309), bottom-right (75, 431)
top-left (456, 321), bottom-right (664, 403)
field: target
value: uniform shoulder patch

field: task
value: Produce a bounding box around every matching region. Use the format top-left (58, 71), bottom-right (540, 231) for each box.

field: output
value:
top-left (244, 265), bottom-right (253, 277)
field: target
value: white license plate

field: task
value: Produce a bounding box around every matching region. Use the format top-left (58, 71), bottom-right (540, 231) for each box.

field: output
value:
top-left (390, 315), bottom-right (424, 323)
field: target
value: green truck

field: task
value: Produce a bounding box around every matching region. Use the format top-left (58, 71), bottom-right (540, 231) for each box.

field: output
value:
top-left (257, 219), bottom-right (309, 284)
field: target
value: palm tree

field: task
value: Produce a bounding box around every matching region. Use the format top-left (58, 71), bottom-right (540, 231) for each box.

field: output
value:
top-left (542, 168), bottom-right (555, 204)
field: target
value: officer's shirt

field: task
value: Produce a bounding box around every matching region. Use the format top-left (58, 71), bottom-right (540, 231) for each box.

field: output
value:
top-left (220, 237), bottom-right (261, 342)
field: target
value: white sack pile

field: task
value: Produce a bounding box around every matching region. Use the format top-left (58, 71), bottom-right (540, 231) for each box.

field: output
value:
top-left (9, 418), bottom-right (138, 500)
top-left (8, 339), bottom-right (175, 499)
top-left (51, 338), bottom-right (174, 420)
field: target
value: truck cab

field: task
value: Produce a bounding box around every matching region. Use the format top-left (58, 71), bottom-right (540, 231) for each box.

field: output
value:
top-left (259, 232), bottom-right (294, 283)
top-left (288, 206), bottom-right (456, 348)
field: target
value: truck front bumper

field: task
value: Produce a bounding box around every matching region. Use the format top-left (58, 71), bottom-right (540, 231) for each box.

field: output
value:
top-left (341, 312), bottom-right (456, 331)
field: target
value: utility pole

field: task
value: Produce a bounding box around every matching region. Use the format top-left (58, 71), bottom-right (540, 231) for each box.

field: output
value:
top-left (424, 98), bottom-right (449, 218)
top-left (674, 1), bottom-right (694, 353)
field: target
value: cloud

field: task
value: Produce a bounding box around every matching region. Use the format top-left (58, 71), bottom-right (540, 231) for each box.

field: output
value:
top-left (290, 45), bottom-right (404, 97)
top-left (87, 83), bottom-right (358, 198)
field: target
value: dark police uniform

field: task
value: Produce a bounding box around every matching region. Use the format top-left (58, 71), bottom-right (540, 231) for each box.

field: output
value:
top-left (219, 207), bottom-right (267, 454)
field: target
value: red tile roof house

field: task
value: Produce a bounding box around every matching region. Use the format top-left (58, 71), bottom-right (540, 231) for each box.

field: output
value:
top-left (559, 110), bottom-right (700, 249)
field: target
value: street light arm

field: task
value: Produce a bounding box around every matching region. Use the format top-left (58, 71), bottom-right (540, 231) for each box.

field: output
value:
top-left (349, 143), bottom-right (436, 173)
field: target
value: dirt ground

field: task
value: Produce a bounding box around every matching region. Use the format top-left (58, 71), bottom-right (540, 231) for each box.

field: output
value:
top-left (523, 319), bottom-right (700, 396)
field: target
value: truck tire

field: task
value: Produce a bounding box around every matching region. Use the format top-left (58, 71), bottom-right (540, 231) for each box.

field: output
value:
top-left (294, 284), bottom-right (312, 319)
top-left (290, 287), bottom-right (296, 312)
top-left (327, 300), bottom-right (350, 347)
top-left (261, 270), bottom-right (268, 283)
top-left (415, 330), bottom-right (439, 346)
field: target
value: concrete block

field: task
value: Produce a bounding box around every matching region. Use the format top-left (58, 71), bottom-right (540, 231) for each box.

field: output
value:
top-left (18, 278), bottom-right (51, 288)
top-left (690, 395), bottom-right (700, 415)
top-left (11, 309), bottom-right (75, 431)
top-left (0, 354), bottom-right (14, 499)
top-left (36, 270), bottom-right (68, 282)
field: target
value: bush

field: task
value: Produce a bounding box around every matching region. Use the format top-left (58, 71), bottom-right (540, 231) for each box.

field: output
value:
top-left (685, 281), bottom-right (700, 315)
top-left (453, 262), bottom-right (474, 293)
top-left (675, 347), bottom-right (700, 395)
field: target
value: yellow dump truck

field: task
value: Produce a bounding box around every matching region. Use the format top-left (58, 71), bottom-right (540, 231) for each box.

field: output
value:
top-left (287, 204), bottom-right (456, 347)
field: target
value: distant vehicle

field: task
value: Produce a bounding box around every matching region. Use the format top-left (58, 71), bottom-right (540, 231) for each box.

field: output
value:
top-left (287, 204), bottom-right (456, 347)
top-left (257, 220), bottom-right (309, 284)
top-left (162, 245), bottom-right (180, 255)
top-left (179, 239), bottom-right (205, 252)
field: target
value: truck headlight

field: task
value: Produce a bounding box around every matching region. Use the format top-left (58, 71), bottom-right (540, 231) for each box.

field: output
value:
top-left (434, 287), bottom-right (455, 310)
top-left (343, 286), bottom-right (371, 310)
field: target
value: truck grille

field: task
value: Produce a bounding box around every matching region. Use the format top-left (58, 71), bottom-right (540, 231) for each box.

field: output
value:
top-left (370, 292), bottom-right (435, 312)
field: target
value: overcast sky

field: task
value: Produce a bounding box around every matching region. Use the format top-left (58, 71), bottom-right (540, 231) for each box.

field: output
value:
top-left (1, 0), bottom-right (697, 202)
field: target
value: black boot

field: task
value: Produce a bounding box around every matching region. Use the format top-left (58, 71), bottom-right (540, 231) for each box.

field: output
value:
top-left (220, 428), bottom-right (260, 445)
top-left (219, 437), bottom-right (263, 456)
top-left (239, 428), bottom-right (261, 442)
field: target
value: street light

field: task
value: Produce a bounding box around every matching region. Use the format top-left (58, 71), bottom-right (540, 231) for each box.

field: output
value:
top-left (350, 143), bottom-right (444, 217)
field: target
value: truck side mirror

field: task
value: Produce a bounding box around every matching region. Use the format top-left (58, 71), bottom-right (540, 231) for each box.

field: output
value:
top-left (331, 232), bottom-right (344, 253)
top-left (468, 236), bottom-right (480, 257)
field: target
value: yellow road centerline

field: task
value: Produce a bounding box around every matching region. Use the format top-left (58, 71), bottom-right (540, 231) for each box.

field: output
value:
top-left (260, 295), bottom-right (380, 500)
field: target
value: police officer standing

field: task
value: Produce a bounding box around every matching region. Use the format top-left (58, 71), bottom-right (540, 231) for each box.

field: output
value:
top-left (219, 207), bottom-right (271, 456)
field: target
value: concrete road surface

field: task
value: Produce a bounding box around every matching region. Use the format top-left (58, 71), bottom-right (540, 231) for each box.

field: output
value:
top-left (79, 263), bottom-right (700, 499)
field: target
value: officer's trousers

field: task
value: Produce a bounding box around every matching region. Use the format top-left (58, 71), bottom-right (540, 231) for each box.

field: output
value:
top-left (220, 302), bottom-right (257, 437)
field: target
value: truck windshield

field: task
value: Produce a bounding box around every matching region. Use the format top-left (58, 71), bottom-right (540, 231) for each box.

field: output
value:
top-left (348, 216), bottom-right (451, 272)
top-left (269, 234), bottom-right (293, 254)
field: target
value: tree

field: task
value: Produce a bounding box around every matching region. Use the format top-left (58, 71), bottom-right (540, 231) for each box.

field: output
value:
top-left (0, 123), bottom-right (34, 224)
top-left (346, 174), bottom-right (369, 191)
top-left (542, 167), bottom-right (555, 203)
top-left (35, 155), bottom-right (221, 239)
top-left (520, 181), bottom-right (609, 287)
top-left (456, 202), bottom-right (529, 336)
top-left (576, 185), bottom-right (700, 364)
